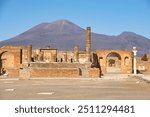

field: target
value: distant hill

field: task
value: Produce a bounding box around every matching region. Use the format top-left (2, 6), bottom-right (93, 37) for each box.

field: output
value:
top-left (0, 19), bottom-right (150, 56)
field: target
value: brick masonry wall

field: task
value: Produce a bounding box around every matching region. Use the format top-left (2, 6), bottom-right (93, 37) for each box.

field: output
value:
top-left (7, 69), bottom-right (19, 78)
top-left (96, 50), bottom-right (132, 74)
top-left (0, 46), bottom-right (21, 78)
top-left (31, 62), bottom-right (82, 68)
top-left (31, 68), bottom-right (81, 77)
top-left (88, 68), bottom-right (100, 78)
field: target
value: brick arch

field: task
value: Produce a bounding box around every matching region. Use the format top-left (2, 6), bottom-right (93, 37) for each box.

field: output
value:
top-left (96, 50), bottom-right (133, 74)
top-left (0, 51), bottom-right (7, 75)
top-left (106, 52), bottom-right (122, 73)
top-left (0, 51), bottom-right (8, 56)
top-left (0, 46), bottom-right (22, 77)
top-left (0, 51), bottom-right (14, 75)
top-left (106, 52), bottom-right (121, 60)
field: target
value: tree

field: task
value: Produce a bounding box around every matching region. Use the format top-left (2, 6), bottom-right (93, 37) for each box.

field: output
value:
top-left (108, 59), bottom-right (115, 66)
top-left (141, 54), bottom-right (148, 61)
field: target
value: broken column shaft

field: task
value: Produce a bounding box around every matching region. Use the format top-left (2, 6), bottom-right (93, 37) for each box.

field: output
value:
top-left (27, 44), bottom-right (32, 63)
top-left (86, 27), bottom-right (91, 62)
top-left (73, 45), bottom-right (79, 62)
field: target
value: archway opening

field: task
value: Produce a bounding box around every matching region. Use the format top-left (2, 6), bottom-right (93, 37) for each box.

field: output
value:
top-left (106, 52), bottom-right (121, 73)
top-left (0, 51), bottom-right (14, 76)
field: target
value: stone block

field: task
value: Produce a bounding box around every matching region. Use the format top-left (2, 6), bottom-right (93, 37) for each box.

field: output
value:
top-left (88, 68), bottom-right (100, 78)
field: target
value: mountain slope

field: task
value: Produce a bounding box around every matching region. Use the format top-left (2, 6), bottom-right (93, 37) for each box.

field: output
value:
top-left (0, 19), bottom-right (150, 56)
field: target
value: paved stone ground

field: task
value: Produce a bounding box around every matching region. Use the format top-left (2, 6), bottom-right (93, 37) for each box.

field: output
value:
top-left (142, 75), bottom-right (150, 82)
top-left (0, 77), bottom-right (150, 100)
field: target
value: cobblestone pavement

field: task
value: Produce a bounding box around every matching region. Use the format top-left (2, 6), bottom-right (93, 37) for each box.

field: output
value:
top-left (0, 78), bottom-right (150, 100)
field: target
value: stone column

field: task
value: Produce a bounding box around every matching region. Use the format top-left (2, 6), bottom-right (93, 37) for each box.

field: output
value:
top-left (86, 27), bottom-right (91, 62)
top-left (73, 45), bottom-right (79, 62)
top-left (27, 44), bottom-right (32, 63)
top-left (39, 51), bottom-right (44, 61)
top-left (63, 52), bottom-right (67, 62)
top-left (51, 54), bottom-right (56, 62)
top-left (132, 47), bottom-right (137, 75)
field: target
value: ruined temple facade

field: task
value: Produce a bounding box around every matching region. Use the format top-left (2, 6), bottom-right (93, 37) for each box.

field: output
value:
top-left (0, 27), bottom-right (149, 79)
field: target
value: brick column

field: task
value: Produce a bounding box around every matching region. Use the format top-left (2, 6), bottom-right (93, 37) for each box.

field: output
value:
top-left (39, 51), bottom-right (44, 61)
top-left (27, 44), bottom-right (32, 63)
top-left (86, 27), bottom-right (91, 62)
top-left (63, 52), bottom-right (67, 62)
top-left (73, 45), bottom-right (79, 62)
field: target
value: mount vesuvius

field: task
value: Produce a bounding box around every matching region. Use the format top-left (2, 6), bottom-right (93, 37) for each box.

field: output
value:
top-left (0, 19), bottom-right (150, 56)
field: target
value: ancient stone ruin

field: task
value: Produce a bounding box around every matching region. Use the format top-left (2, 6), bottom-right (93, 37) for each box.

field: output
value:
top-left (0, 27), bottom-right (149, 79)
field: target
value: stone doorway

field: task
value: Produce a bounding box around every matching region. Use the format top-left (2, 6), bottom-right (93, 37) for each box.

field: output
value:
top-left (106, 52), bottom-right (121, 73)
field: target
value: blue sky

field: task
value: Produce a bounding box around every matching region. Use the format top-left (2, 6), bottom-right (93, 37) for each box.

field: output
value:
top-left (0, 0), bottom-right (150, 41)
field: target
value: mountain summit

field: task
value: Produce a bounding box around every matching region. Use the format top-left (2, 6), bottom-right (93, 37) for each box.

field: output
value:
top-left (29, 20), bottom-right (84, 34)
top-left (0, 19), bottom-right (150, 55)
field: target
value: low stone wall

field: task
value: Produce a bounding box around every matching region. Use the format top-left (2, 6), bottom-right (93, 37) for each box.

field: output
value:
top-left (31, 68), bottom-right (81, 78)
top-left (7, 69), bottom-right (19, 78)
top-left (88, 68), bottom-right (100, 78)
top-left (121, 67), bottom-right (132, 74)
top-left (19, 62), bottom-right (100, 79)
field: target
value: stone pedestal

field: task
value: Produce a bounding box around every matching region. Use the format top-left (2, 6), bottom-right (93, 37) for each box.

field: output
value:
top-left (19, 66), bottom-right (30, 80)
top-left (88, 68), bottom-right (100, 78)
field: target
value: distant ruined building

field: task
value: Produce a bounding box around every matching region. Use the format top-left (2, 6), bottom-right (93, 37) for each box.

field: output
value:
top-left (0, 27), bottom-right (150, 79)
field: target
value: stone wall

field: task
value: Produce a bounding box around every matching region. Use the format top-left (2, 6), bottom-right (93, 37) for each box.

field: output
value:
top-left (31, 68), bottom-right (81, 78)
top-left (7, 69), bottom-right (19, 77)
top-left (30, 62), bottom-right (91, 78)
top-left (56, 51), bottom-right (74, 63)
top-left (0, 46), bottom-right (21, 77)
top-left (18, 62), bottom-right (100, 79)
top-left (136, 57), bottom-right (147, 72)
top-left (79, 52), bottom-right (89, 63)
top-left (88, 68), bottom-right (100, 78)
top-left (40, 48), bottom-right (57, 62)
top-left (96, 50), bottom-right (133, 74)
top-left (147, 57), bottom-right (150, 74)
top-left (30, 62), bottom-right (85, 68)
